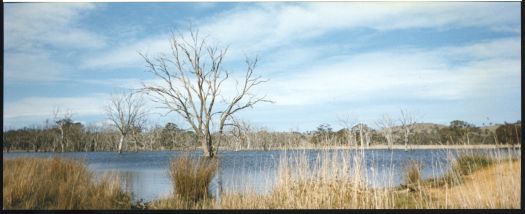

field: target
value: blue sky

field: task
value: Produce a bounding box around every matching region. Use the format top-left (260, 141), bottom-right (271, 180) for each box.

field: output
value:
top-left (3, 2), bottom-right (521, 132)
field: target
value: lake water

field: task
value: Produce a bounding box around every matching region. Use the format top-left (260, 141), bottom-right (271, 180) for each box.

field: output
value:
top-left (3, 148), bottom-right (520, 202)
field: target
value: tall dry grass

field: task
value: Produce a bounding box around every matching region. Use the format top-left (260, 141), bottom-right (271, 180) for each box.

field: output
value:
top-left (166, 154), bottom-right (218, 207)
top-left (3, 157), bottom-right (131, 209)
top-left (152, 147), bottom-right (521, 209)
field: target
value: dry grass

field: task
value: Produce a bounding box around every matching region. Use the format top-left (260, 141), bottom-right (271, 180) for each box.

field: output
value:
top-left (3, 157), bottom-right (131, 209)
top-left (403, 160), bottom-right (422, 192)
top-left (151, 148), bottom-right (521, 209)
top-left (167, 154), bottom-right (218, 207)
top-left (426, 158), bottom-right (521, 208)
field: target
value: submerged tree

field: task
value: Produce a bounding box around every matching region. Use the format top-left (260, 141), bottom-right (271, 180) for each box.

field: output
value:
top-left (105, 91), bottom-right (148, 154)
top-left (53, 108), bottom-right (73, 153)
top-left (376, 114), bottom-right (396, 150)
top-left (140, 28), bottom-right (270, 158)
top-left (399, 109), bottom-right (416, 151)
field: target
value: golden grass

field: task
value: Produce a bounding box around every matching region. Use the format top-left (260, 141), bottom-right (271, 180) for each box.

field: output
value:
top-left (426, 158), bottom-right (521, 208)
top-left (166, 154), bottom-right (218, 207)
top-left (3, 157), bottom-right (131, 209)
top-left (151, 149), bottom-right (521, 209)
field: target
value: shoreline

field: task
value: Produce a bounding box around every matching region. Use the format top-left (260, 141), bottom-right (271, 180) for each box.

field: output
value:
top-left (3, 144), bottom-right (520, 153)
top-left (251, 144), bottom-right (522, 151)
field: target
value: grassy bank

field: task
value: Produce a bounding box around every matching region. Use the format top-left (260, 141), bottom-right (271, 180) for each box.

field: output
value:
top-left (151, 149), bottom-right (520, 209)
top-left (3, 157), bottom-right (132, 209)
top-left (3, 148), bottom-right (520, 209)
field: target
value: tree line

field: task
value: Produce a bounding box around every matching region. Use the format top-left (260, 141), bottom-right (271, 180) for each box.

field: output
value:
top-left (3, 117), bottom-right (520, 152)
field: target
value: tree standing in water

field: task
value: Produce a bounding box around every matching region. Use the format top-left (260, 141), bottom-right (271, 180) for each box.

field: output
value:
top-left (140, 28), bottom-right (270, 158)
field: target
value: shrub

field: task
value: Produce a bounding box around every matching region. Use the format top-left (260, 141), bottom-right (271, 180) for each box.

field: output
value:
top-left (169, 155), bottom-right (218, 203)
top-left (3, 157), bottom-right (131, 209)
top-left (452, 155), bottom-right (494, 176)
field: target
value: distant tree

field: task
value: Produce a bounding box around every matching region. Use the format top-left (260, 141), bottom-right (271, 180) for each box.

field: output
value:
top-left (445, 120), bottom-right (480, 145)
top-left (312, 123), bottom-right (333, 145)
top-left (351, 123), bottom-right (372, 148)
top-left (53, 108), bottom-right (73, 152)
top-left (399, 109), bottom-right (416, 151)
top-left (228, 117), bottom-right (253, 151)
top-left (105, 91), bottom-right (148, 153)
top-left (495, 121), bottom-right (521, 145)
top-left (160, 122), bottom-right (189, 149)
top-left (376, 114), bottom-right (396, 150)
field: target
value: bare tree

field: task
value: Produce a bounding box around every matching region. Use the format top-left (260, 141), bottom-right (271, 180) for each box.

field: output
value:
top-left (376, 114), bottom-right (396, 150)
top-left (139, 28), bottom-right (270, 158)
top-left (105, 91), bottom-right (148, 153)
top-left (337, 114), bottom-right (358, 147)
top-left (399, 109), bottom-right (416, 151)
top-left (228, 117), bottom-right (253, 151)
top-left (53, 108), bottom-right (73, 153)
top-left (353, 123), bottom-right (371, 148)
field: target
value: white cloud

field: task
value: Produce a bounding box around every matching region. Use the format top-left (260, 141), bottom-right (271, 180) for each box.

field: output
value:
top-left (4, 3), bottom-right (105, 83)
top-left (4, 94), bottom-right (110, 119)
top-left (80, 36), bottom-right (171, 70)
top-left (5, 3), bottom-right (105, 50)
top-left (82, 2), bottom-right (519, 70)
top-left (262, 37), bottom-right (520, 106)
top-left (4, 51), bottom-right (68, 82)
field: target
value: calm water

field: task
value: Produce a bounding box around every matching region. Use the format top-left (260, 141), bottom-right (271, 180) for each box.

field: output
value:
top-left (3, 148), bottom-right (520, 202)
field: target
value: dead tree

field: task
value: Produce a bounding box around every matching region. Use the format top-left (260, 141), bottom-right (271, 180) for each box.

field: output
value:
top-left (105, 91), bottom-right (148, 154)
top-left (376, 114), bottom-right (396, 150)
top-left (399, 109), bottom-right (416, 151)
top-left (53, 108), bottom-right (73, 153)
top-left (337, 114), bottom-right (358, 147)
top-left (140, 28), bottom-right (270, 158)
top-left (229, 117), bottom-right (252, 151)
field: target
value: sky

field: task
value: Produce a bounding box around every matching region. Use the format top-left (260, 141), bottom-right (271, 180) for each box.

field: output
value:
top-left (3, 2), bottom-right (522, 132)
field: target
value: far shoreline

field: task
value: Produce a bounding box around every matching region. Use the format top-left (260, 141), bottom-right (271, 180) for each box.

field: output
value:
top-left (3, 144), bottom-right (521, 153)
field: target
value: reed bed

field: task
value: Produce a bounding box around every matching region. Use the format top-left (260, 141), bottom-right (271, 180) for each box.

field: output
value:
top-left (3, 157), bottom-right (131, 209)
top-left (153, 147), bottom-right (520, 209)
top-left (4, 146), bottom-right (519, 209)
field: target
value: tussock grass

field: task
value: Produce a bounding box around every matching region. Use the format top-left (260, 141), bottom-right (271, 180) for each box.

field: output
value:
top-left (403, 160), bottom-right (422, 191)
top-left (3, 157), bottom-right (131, 209)
top-left (168, 154), bottom-right (218, 206)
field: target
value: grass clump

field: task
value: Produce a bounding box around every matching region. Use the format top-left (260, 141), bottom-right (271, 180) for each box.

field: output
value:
top-left (424, 154), bottom-right (495, 188)
top-left (452, 155), bottom-right (494, 176)
top-left (403, 160), bottom-right (422, 191)
top-left (169, 155), bottom-right (218, 206)
top-left (3, 157), bottom-right (131, 209)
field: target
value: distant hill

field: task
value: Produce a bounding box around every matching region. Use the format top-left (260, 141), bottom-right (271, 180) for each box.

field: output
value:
top-left (376, 122), bottom-right (447, 133)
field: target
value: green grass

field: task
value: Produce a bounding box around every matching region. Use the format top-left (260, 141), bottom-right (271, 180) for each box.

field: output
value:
top-left (423, 154), bottom-right (495, 188)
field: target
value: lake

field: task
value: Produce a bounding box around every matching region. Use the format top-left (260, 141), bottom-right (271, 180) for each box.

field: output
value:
top-left (2, 148), bottom-right (520, 202)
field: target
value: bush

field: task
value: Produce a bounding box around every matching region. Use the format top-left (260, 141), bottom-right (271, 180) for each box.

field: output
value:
top-left (403, 160), bottom-right (422, 191)
top-left (169, 155), bottom-right (218, 203)
top-left (452, 155), bottom-right (493, 176)
top-left (3, 157), bottom-right (131, 209)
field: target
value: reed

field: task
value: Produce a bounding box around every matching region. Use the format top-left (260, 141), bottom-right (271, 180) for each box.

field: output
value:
top-left (168, 154), bottom-right (218, 206)
top-left (145, 147), bottom-right (523, 209)
top-left (3, 157), bottom-right (131, 209)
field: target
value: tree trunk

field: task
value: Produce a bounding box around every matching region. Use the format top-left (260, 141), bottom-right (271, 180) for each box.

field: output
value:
top-left (59, 128), bottom-right (65, 153)
top-left (359, 129), bottom-right (364, 148)
top-left (404, 129), bottom-right (409, 152)
top-left (201, 132), bottom-right (215, 158)
top-left (118, 134), bottom-right (124, 154)
top-left (387, 134), bottom-right (392, 150)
